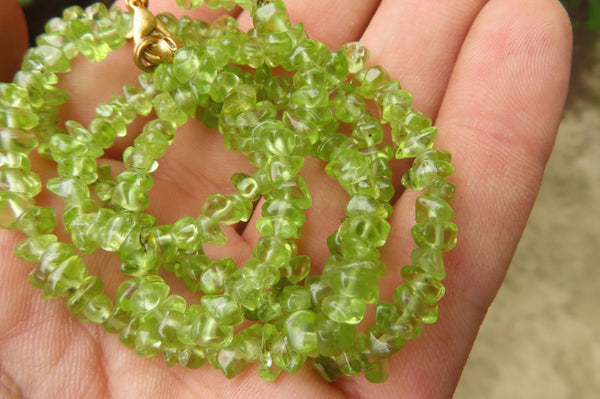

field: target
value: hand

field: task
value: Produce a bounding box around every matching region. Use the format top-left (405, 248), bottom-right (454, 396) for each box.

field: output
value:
top-left (0, 0), bottom-right (572, 398)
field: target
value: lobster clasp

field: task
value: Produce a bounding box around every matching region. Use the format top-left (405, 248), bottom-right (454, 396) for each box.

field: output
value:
top-left (126, 0), bottom-right (181, 72)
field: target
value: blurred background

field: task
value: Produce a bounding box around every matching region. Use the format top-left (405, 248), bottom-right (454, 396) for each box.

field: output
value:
top-left (17, 0), bottom-right (599, 397)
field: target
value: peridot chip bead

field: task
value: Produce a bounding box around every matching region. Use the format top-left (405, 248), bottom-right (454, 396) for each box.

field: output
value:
top-left (284, 310), bottom-right (318, 354)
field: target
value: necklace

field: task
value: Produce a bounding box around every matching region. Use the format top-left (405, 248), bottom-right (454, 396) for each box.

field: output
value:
top-left (0, 0), bottom-right (457, 383)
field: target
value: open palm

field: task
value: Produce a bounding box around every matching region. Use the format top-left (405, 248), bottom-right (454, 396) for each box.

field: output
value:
top-left (0, 0), bottom-right (571, 398)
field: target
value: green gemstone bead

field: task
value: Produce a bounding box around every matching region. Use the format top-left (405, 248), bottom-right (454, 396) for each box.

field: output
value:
top-left (0, 128), bottom-right (38, 153)
top-left (343, 42), bottom-right (369, 74)
top-left (338, 214), bottom-right (391, 247)
top-left (284, 310), bottom-right (318, 354)
top-left (402, 149), bottom-right (455, 190)
top-left (253, 1), bottom-right (292, 34)
top-left (216, 324), bottom-right (262, 378)
top-left (353, 66), bottom-right (390, 100)
top-left (416, 194), bottom-right (455, 222)
top-left (410, 247), bottom-right (446, 281)
top-left (43, 254), bottom-right (88, 298)
top-left (367, 326), bottom-right (404, 358)
top-left (171, 216), bottom-right (203, 251)
top-left (411, 220), bottom-right (458, 251)
top-left (202, 295), bottom-right (244, 326)
top-left (281, 254), bottom-right (311, 284)
top-left (363, 358), bottom-right (389, 383)
top-left (321, 294), bottom-right (366, 325)
top-left (259, 324), bottom-right (283, 381)
top-left (117, 276), bottom-right (169, 315)
top-left (316, 316), bottom-right (357, 356)
top-left (14, 234), bottom-right (58, 263)
top-left (281, 285), bottom-right (312, 313)
top-left (16, 206), bottom-right (56, 236)
top-left (153, 92), bottom-right (188, 126)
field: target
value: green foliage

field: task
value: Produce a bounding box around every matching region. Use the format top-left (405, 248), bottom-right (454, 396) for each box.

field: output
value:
top-left (563, 0), bottom-right (600, 30)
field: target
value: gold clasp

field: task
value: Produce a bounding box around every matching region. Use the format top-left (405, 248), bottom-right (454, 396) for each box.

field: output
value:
top-left (125, 0), bottom-right (181, 72)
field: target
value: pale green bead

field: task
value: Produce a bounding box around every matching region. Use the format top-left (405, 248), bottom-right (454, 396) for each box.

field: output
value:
top-left (400, 265), bottom-right (445, 304)
top-left (117, 276), bottom-right (169, 315)
top-left (268, 176), bottom-right (312, 209)
top-left (322, 50), bottom-right (350, 87)
top-left (196, 215), bottom-right (227, 245)
top-left (346, 195), bottom-right (391, 219)
top-left (119, 231), bottom-right (159, 276)
top-left (335, 93), bottom-right (366, 124)
top-left (0, 128), bottom-right (38, 153)
top-left (352, 115), bottom-right (384, 146)
top-left (321, 294), bottom-right (366, 325)
top-left (97, 212), bottom-right (134, 251)
top-left (375, 81), bottom-right (412, 124)
top-left (189, 306), bottom-right (234, 347)
top-left (411, 220), bottom-right (458, 251)
top-left (67, 275), bottom-right (104, 313)
top-left (210, 71), bottom-right (242, 103)
top-left (338, 214), bottom-right (391, 247)
top-left (426, 178), bottom-right (456, 203)
top-left (89, 117), bottom-right (116, 148)
top-left (202, 193), bottom-right (244, 225)
top-left (402, 149), bottom-right (455, 190)
top-left (241, 258), bottom-right (280, 290)
top-left (253, 1), bottom-right (291, 34)
top-left (265, 155), bottom-right (304, 185)
top-left (305, 276), bottom-right (332, 309)
top-left (281, 285), bottom-right (312, 313)
top-left (395, 126), bottom-right (438, 159)
top-left (281, 254), bottom-right (311, 284)
top-left (410, 247), bottom-right (446, 281)
top-left (216, 324), bottom-right (263, 378)
top-left (253, 120), bottom-right (297, 156)
top-left (171, 217), bottom-right (202, 251)
top-left (416, 194), bottom-right (455, 222)
top-left (322, 259), bottom-right (383, 303)
top-left (46, 177), bottom-right (89, 201)
top-left (176, 0), bottom-right (204, 11)
top-left (16, 206), bottom-right (56, 236)
top-left (0, 167), bottom-right (41, 197)
top-left (43, 254), bottom-right (88, 298)
top-left (14, 234), bottom-right (58, 263)
top-left (363, 358), bottom-right (389, 383)
top-left (289, 86), bottom-right (329, 109)
top-left (343, 42), bottom-right (369, 74)
top-left (0, 104), bottom-right (40, 130)
top-left (262, 199), bottom-right (305, 227)
top-left (222, 84), bottom-right (257, 115)
top-left (25, 45), bottom-right (71, 73)
top-left (29, 242), bottom-right (74, 288)
top-left (315, 316), bottom-right (357, 357)
top-left (339, 235), bottom-right (379, 262)
top-left (175, 252), bottom-right (210, 290)
top-left (256, 215), bottom-right (300, 239)
top-left (256, 291), bottom-right (283, 322)
top-left (253, 236), bottom-right (293, 267)
top-left (263, 31), bottom-right (295, 67)
top-left (199, 257), bottom-right (236, 294)
top-left (284, 39), bottom-right (329, 71)
top-left (123, 84), bottom-right (153, 115)
top-left (112, 180), bottom-right (150, 212)
top-left (202, 295), bottom-right (243, 326)
top-left (259, 324), bottom-right (283, 381)
top-left (57, 156), bottom-right (98, 184)
top-left (225, 270), bottom-right (261, 310)
top-left (80, 294), bottom-right (113, 324)
top-left (173, 46), bottom-right (202, 83)
top-left (231, 172), bottom-right (261, 201)
top-left (353, 66), bottom-right (390, 100)
top-left (284, 310), bottom-right (318, 354)
top-left (153, 92), bottom-right (188, 126)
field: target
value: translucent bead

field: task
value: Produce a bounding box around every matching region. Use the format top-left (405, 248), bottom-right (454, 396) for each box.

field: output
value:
top-left (231, 173), bottom-right (261, 201)
top-left (26, 45), bottom-right (71, 73)
top-left (216, 324), bottom-right (263, 378)
top-left (256, 291), bottom-right (282, 322)
top-left (222, 84), bottom-right (257, 115)
top-left (281, 254), bottom-right (311, 284)
top-left (402, 149), bottom-right (455, 190)
top-left (123, 84), bottom-right (152, 115)
top-left (253, 1), bottom-right (292, 34)
top-left (172, 46), bottom-right (202, 83)
top-left (189, 307), bottom-right (234, 347)
top-left (153, 92), bottom-right (188, 126)
top-left (280, 285), bottom-right (312, 313)
top-left (210, 71), bottom-right (242, 103)
top-left (67, 275), bottom-right (104, 313)
top-left (259, 324), bottom-right (283, 381)
top-left (202, 295), bottom-right (243, 326)
top-left (117, 276), bottom-right (169, 315)
top-left (268, 176), bottom-right (312, 209)
top-left (199, 257), bottom-right (236, 294)
top-left (0, 104), bottom-right (40, 130)
top-left (0, 191), bottom-right (34, 229)
top-left (284, 310), bottom-right (317, 354)
top-left (253, 120), bottom-right (297, 156)
top-left (335, 93), bottom-right (366, 124)
top-left (415, 194), bottom-right (455, 222)
top-left (346, 195), bottom-right (391, 219)
top-left (289, 86), bottom-right (328, 109)
top-left (375, 81), bottom-right (412, 124)
top-left (202, 193), bottom-right (247, 225)
top-left (367, 326), bottom-right (404, 358)
top-left (411, 220), bottom-right (458, 251)
top-left (338, 214), bottom-right (391, 247)
top-left (44, 254), bottom-right (88, 298)
top-left (315, 316), bottom-right (357, 356)
top-left (0, 128), bottom-right (38, 153)
top-left (322, 259), bottom-right (383, 303)
top-left (343, 42), bottom-right (369, 74)
top-left (364, 358), bottom-right (389, 383)
top-left (426, 178), bottom-right (456, 203)
top-left (352, 115), bottom-right (384, 146)
top-left (176, 252), bottom-right (210, 290)
top-left (321, 294), bottom-right (366, 325)
top-left (171, 217), bottom-right (202, 251)
top-left (196, 215), bottom-right (227, 245)
top-left (353, 66), bottom-right (390, 99)
top-left (0, 167), bottom-right (42, 197)
top-left (225, 270), bottom-right (261, 310)
top-left (263, 31), bottom-right (295, 67)
top-left (266, 155), bottom-right (304, 185)
top-left (16, 206), bottom-right (56, 236)
top-left (14, 234), bottom-right (58, 263)
top-left (284, 39), bottom-right (329, 71)
top-left (176, 0), bottom-right (204, 11)
top-left (394, 126), bottom-right (438, 159)
top-left (410, 247), bottom-right (446, 281)
top-left (400, 265), bottom-right (445, 304)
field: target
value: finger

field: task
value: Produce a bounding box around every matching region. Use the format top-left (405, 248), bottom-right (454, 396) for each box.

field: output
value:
top-left (338, 0), bottom-right (572, 396)
top-left (361, 0), bottom-right (487, 118)
top-left (0, 0), bottom-right (28, 82)
top-left (237, 0), bottom-right (381, 49)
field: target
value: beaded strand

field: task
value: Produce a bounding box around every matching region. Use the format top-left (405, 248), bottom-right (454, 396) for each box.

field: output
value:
top-left (0, 0), bottom-right (457, 383)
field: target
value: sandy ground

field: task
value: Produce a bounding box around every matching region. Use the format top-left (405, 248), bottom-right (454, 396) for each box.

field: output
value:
top-left (455, 30), bottom-right (600, 399)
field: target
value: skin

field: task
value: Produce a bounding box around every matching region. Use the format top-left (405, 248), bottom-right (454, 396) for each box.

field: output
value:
top-left (0, 0), bottom-right (572, 398)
